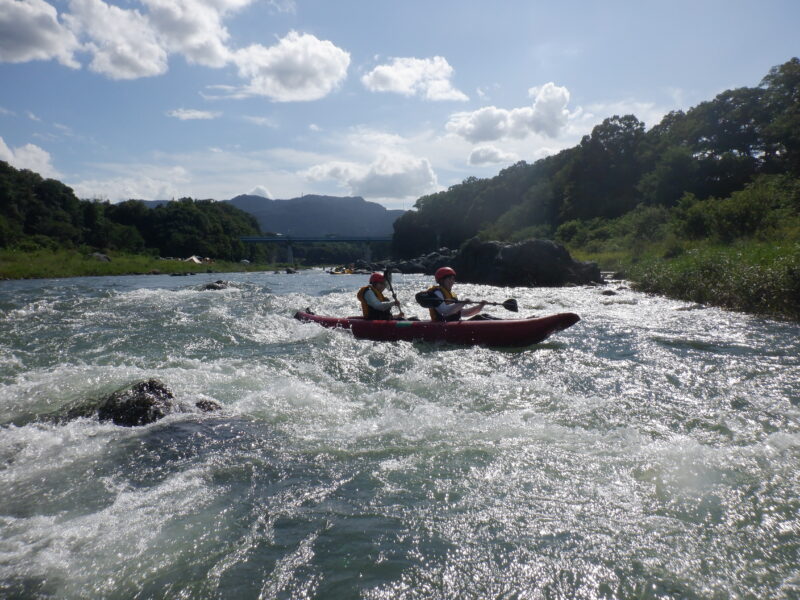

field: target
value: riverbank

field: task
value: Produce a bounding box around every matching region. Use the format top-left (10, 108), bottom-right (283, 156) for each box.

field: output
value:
top-left (576, 241), bottom-right (800, 321)
top-left (0, 249), bottom-right (291, 280)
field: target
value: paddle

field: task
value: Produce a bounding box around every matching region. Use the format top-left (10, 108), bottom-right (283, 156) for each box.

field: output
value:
top-left (383, 268), bottom-right (405, 318)
top-left (415, 291), bottom-right (519, 312)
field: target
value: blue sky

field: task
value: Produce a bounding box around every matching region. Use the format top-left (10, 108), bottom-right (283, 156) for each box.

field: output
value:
top-left (1, 0), bottom-right (798, 209)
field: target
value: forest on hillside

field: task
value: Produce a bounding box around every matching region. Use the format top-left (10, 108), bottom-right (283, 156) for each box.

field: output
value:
top-left (0, 165), bottom-right (392, 265)
top-left (0, 163), bottom-right (271, 262)
top-left (392, 58), bottom-right (800, 259)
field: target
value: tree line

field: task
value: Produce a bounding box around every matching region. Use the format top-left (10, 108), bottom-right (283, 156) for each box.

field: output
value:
top-left (0, 163), bottom-right (269, 262)
top-left (392, 58), bottom-right (800, 258)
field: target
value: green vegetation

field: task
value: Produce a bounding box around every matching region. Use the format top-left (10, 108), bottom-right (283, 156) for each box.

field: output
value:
top-left (0, 248), bottom-right (292, 280)
top-left (391, 58), bottom-right (800, 319)
top-left (628, 242), bottom-right (800, 319)
top-left (0, 159), bottom-right (297, 278)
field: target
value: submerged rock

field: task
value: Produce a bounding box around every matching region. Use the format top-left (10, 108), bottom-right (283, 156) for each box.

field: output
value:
top-left (195, 399), bottom-right (222, 412)
top-left (97, 379), bottom-right (179, 427)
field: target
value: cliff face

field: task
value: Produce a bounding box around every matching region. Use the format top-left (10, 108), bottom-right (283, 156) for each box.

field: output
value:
top-left (226, 194), bottom-right (405, 236)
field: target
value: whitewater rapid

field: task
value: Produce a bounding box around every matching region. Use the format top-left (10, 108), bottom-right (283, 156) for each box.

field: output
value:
top-left (1, 270), bottom-right (798, 598)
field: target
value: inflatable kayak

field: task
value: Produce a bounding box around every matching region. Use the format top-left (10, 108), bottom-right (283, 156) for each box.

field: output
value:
top-left (293, 311), bottom-right (580, 347)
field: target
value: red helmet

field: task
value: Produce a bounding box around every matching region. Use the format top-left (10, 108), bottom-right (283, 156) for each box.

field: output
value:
top-left (369, 272), bottom-right (386, 284)
top-left (435, 267), bottom-right (456, 281)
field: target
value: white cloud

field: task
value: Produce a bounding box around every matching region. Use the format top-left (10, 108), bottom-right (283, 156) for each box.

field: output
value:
top-left (468, 145), bottom-right (518, 166)
top-left (141, 0), bottom-right (240, 68)
top-left (446, 82), bottom-right (572, 142)
top-left (362, 56), bottom-right (468, 101)
top-left (167, 108), bottom-right (221, 120)
top-left (243, 115), bottom-right (277, 127)
top-left (0, 136), bottom-right (60, 178)
top-left (583, 99), bottom-right (667, 129)
top-left (65, 0), bottom-right (168, 79)
top-left (306, 152), bottom-right (438, 199)
top-left (232, 31), bottom-right (350, 101)
top-left (248, 185), bottom-right (271, 198)
top-left (70, 164), bottom-right (189, 200)
top-left (0, 0), bottom-right (81, 67)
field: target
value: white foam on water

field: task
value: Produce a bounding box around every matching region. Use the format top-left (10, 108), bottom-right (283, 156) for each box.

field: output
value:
top-left (1, 272), bottom-right (798, 598)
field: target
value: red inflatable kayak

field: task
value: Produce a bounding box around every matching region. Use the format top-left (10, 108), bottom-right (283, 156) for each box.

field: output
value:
top-left (293, 311), bottom-right (580, 347)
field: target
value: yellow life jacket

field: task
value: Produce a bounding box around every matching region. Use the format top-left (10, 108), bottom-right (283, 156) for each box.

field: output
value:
top-left (427, 285), bottom-right (460, 322)
top-left (357, 285), bottom-right (391, 320)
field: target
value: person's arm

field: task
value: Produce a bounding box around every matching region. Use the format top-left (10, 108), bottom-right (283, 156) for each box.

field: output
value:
top-left (365, 288), bottom-right (395, 311)
top-left (435, 291), bottom-right (467, 318)
top-left (460, 302), bottom-right (486, 319)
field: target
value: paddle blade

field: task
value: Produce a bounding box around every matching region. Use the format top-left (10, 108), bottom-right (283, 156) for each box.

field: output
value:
top-left (383, 268), bottom-right (393, 285)
top-left (502, 299), bottom-right (519, 312)
top-left (415, 291), bottom-right (442, 308)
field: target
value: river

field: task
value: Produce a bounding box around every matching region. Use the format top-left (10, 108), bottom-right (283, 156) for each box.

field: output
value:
top-left (1, 270), bottom-right (798, 599)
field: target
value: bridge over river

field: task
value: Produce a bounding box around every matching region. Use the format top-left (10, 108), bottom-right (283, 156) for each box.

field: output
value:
top-left (240, 235), bottom-right (392, 263)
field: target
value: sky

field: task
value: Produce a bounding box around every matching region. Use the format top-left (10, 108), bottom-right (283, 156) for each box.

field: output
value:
top-left (1, 0), bottom-right (798, 210)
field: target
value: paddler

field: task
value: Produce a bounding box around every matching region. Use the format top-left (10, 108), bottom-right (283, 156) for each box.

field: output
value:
top-left (357, 272), bottom-right (402, 320)
top-left (424, 267), bottom-right (487, 321)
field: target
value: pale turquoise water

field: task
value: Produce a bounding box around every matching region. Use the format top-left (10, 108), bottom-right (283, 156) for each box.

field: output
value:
top-left (1, 270), bottom-right (798, 599)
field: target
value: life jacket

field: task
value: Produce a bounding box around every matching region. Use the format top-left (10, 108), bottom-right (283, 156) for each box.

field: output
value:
top-left (357, 285), bottom-right (392, 320)
top-left (427, 285), bottom-right (460, 322)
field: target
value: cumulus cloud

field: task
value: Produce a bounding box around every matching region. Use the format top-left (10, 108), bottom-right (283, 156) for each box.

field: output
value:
top-left (362, 56), bottom-right (468, 101)
top-left (248, 185), bottom-right (271, 198)
top-left (70, 165), bottom-right (189, 200)
top-left (468, 145), bottom-right (518, 166)
top-left (1, 1), bottom-right (349, 104)
top-left (64, 0), bottom-right (168, 79)
top-left (0, 0), bottom-right (80, 67)
top-left (141, 0), bottom-right (239, 68)
top-left (306, 152), bottom-right (438, 199)
top-left (0, 136), bottom-right (60, 177)
top-left (447, 82), bottom-right (571, 142)
top-left (167, 108), bottom-right (221, 120)
top-left (233, 31), bottom-right (350, 101)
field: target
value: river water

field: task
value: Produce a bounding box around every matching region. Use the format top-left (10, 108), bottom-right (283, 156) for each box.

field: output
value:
top-left (1, 270), bottom-right (798, 599)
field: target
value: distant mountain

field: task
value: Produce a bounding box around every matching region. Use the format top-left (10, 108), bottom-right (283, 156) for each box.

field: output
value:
top-left (225, 194), bottom-right (405, 236)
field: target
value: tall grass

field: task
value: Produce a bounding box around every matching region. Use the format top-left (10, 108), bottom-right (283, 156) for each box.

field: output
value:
top-left (627, 242), bottom-right (800, 319)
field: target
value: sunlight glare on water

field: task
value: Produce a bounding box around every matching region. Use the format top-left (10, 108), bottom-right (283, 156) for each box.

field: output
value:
top-left (1, 270), bottom-right (798, 599)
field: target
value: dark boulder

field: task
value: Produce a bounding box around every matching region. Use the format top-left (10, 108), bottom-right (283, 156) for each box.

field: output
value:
top-left (202, 280), bottom-right (229, 290)
top-left (195, 399), bottom-right (222, 412)
top-left (97, 379), bottom-right (180, 427)
top-left (452, 237), bottom-right (603, 287)
top-left (394, 260), bottom-right (426, 274)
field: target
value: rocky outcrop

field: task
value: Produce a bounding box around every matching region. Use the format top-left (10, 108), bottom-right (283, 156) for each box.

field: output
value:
top-left (452, 238), bottom-right (602, 286)
top-left (97, 379), bottom-right (181, 426)
top-left (92, 379), bottom-right (221, 427)
top-left (1, 380), bottom-right (222, 429)
top-left (387, 239), bottom-right (601, 286)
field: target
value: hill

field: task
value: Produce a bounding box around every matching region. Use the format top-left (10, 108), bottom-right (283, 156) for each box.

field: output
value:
top-left (392, 57), bottom-right (800, 259)
top-left (226, 194), bottom-right (404, 236)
